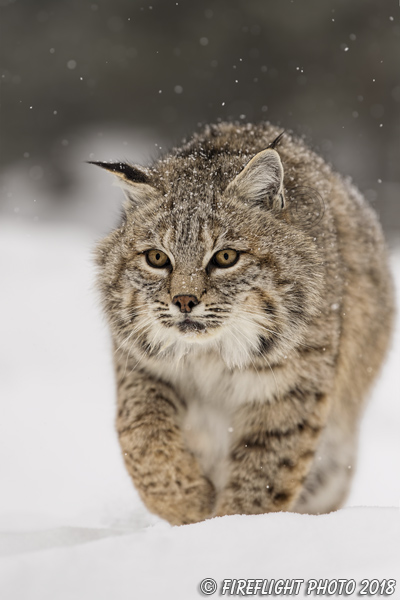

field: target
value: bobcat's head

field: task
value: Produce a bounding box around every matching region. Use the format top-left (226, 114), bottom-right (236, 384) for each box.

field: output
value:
top-left (94, 129), bottom-right (322, 369)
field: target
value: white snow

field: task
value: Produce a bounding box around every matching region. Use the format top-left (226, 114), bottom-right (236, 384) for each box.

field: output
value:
top-left (0, 218), bottom-right (399, 599)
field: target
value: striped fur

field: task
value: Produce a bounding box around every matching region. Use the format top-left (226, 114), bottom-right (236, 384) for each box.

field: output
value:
top-left (94, 122), bottom-right (394, 524)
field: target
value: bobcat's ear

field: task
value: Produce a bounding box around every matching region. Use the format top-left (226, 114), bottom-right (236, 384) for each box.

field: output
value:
top-left (88, 161), bottom-right (156, 208)
top-left (226, 149), bottom-right (285, 210)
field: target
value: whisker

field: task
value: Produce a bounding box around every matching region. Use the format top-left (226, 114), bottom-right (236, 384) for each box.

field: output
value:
top-left (229, 324), bottom-right (263, 386)
top-left (115, 316), bottom-right (154, 356)
top-left (236, 311), bottom-right (313, 350)
top-left (231, 321), bottom-right (281, 400)
top-left (124, 323), bottom-right (154, 377)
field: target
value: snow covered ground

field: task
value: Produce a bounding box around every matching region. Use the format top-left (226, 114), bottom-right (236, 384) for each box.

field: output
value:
top-left (0, 218), bottom-right (399, 599)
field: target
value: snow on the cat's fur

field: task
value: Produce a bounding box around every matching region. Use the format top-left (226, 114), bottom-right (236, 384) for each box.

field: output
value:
top-left (0, 219), bottom-right (398, 599)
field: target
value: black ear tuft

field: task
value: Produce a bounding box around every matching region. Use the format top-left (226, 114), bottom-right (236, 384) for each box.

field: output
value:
top-left (267, 131), bottom-right (285, 150)
top-left (87, 161), bottom-right (150, 185)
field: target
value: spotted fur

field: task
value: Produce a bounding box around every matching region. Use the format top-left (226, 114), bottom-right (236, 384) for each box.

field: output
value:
top-left (94, 122), bottom-right (394, 525)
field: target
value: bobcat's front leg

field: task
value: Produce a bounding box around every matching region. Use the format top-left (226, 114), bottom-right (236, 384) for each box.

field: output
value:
top-left (215, 388), bottom-right (330, 516)
top-left (116, 368), bottom-right (215, 525)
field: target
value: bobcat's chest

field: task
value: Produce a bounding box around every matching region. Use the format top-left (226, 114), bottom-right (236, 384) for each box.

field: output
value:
top-left (159, 352), bottom-right (278, 490)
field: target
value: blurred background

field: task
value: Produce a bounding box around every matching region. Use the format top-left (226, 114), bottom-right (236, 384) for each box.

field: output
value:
top-left (1, 0), bottom-right (399, 236)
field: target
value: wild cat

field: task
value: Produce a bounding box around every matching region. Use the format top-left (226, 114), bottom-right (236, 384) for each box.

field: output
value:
top-left (92, 122), bottom-right (394, 525)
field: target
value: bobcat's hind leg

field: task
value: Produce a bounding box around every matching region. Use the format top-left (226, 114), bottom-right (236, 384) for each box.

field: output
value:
top-left (293, 416), bottom-right (357, 514)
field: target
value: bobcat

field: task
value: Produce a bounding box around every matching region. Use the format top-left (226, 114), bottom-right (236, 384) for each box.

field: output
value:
top-left (92, 122), bottom-right (394, 525)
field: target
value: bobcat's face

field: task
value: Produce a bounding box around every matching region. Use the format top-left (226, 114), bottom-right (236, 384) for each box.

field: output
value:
top-left (96, 148), bottom-right (322, 368)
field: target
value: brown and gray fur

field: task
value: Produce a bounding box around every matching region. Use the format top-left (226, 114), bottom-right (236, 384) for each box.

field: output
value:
top-left (93, 122), bottom-right (394, 525)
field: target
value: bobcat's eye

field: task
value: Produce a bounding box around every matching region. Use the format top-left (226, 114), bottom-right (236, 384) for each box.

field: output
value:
top-left (212, 248), bottom-right (239, 268)
top-left (145, 249), bottom-right (170, 268)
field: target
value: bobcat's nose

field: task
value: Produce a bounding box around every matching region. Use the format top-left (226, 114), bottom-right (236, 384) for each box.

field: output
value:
top-left (172, 295), bottom-right (199, 313)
